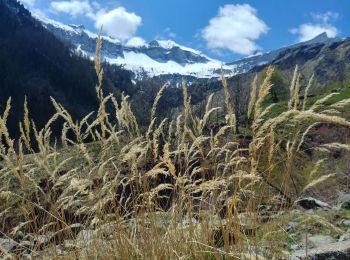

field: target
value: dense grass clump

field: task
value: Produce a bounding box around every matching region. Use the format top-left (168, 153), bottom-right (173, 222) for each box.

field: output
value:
top-left (0, 34), bottom-right (350, 259)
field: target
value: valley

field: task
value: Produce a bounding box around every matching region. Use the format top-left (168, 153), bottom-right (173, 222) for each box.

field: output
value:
top-left (0, 0), bottom-right (350, 259)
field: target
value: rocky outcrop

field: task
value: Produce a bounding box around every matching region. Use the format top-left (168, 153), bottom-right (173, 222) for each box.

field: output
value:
top-left (295, 197), bottom-right (331, 210)
top-left (0, 238), bottom-right (17, 252)
top-left (339, 193), bottom-right (350, 210)
top-left (292, 240), bottom-right (350, 260)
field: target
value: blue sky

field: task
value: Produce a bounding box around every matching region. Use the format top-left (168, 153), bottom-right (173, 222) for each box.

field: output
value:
top-left (21, 0), bottom-right (350, 62)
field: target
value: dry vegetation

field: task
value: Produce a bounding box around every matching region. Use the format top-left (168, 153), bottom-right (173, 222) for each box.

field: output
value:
top-left (1, 33), bottom-right (350, 259)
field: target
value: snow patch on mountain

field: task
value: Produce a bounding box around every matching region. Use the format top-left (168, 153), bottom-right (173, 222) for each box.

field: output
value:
top-left (155, 40), bottom-right (202, 55)
top-left (106, 51), bottom-right (236, 78)
top-left (35, 15), bottom-right (241, 78)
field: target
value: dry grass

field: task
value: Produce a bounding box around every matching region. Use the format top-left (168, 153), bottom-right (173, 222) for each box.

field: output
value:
top-left (0, 35), bottom-right (350, 260)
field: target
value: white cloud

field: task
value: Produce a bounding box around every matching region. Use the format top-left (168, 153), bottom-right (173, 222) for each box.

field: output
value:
top-left (50, 1), bottom-right (93, 17)
top-left (125, 37), bottom-right (147, 47)
top-left (91, 1), bottom-right (101, 10)
top-left (311, 11), bottom-right (339, 24)
top-left (201, 4), bottom-right (268, 55)
top-left (290, 24), bottom-right (338, 42)
top-left (94, 7), bottom-right (142, 41)
top-left (20, 0), bottom-right (48, 18)
top-left (290, 12), bottom-right (339, 42)
top-left (49, 1), bottom-right (143, 41)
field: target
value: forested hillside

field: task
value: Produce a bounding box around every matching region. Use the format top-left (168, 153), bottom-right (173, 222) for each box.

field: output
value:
top-left (0, 0), bottom-right (133, 136)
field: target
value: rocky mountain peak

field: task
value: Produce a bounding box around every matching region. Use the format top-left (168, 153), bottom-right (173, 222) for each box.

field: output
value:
top-left (68, 24), bottom-right (86, 31)
top-left (306, 32), bottom-right (337, 45)
top-left (148, 40), bottom-right (160, 48)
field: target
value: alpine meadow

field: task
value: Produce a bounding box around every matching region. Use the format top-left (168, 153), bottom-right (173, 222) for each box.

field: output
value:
top-left (1, 0), bottom-right (350, 259)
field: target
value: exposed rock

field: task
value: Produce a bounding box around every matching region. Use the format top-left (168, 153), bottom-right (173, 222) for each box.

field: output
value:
top-left (291, 243), bottom-right (306, 251)
top-left (19, 250), bottom-right (40, 259)
top-left (94, 222), bottom-right (118, 237)
top-left (0, 238), bottom-right (17, 252)
top-left (13, 231), bottom-right (25, 241)
top-left (258, 204), bottom-right (272, 212)
top-left (25, 233), bottom-right (51, 247)
top-left (341, 201), bottom-right (350, 210)
top-left (338, 193), bottom-right (350, 210)
top-left (19, 240), bottom-right (33, 248)
top-left (63, 239), bottom-right (79, 250)
top-left (76, 229), bottom-right (94, 242)
top-left (340, 219), bottom-right (350, 226)
top-left (295, 197), bottom-right (331, 210)
top-left (75, 229), bottom-right (95, 247)
top-left (308, 235), bottom-right (335, 248)
top-left (21, 253), bottom-right (32, 259)
top-left (33, 234), bottom-right (51, 245)
top-left (260, 211), bottom-right (285, 223)
top-left (292, 240), bottom-right (350, 259)
top-left (286, 221), bottom-right (299, 232)
top-left (39, 245), bottom-right (66, 258)
top-left (339, 232), bottom-right (350, 242)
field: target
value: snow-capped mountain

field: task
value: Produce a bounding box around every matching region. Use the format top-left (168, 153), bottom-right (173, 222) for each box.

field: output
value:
top-left (36, 15), bottom-right (342, 80)
top-left (37, 15), bottom-right (238, 79)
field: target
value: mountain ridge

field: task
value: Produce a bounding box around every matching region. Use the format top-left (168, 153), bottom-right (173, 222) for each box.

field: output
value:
top-left (36, 13), bottom-right (345, 80)
top-left (37, 15), bottom-right (233, 79)
top-left (227, 32), bottom-right (342, 74)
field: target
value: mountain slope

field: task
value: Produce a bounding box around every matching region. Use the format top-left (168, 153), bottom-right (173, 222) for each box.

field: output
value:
top-left (254, 37), bottom-right (350, 92)
top-left (0, 0), bottom-right (133, 136)
top-left (227, 32), bottom-right (342, 75)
